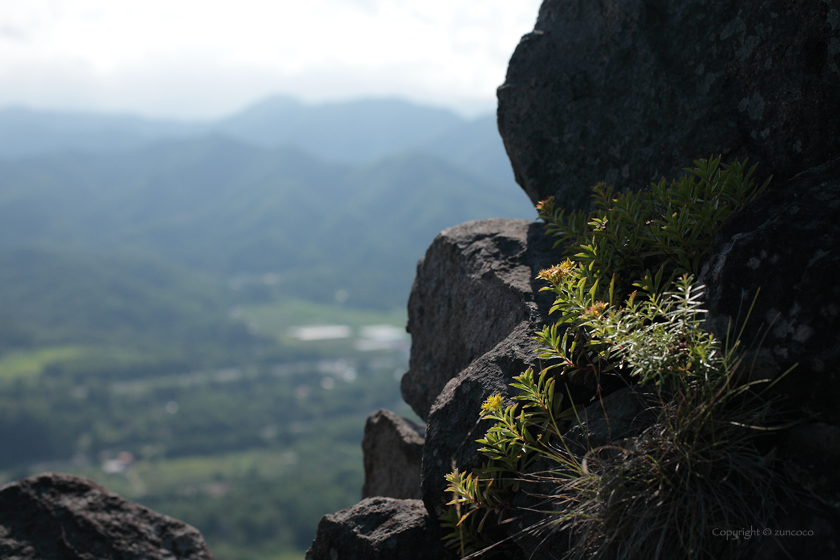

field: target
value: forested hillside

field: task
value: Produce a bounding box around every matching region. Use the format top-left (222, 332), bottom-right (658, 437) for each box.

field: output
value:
top-left (0, 136), bottom-right (529, 309)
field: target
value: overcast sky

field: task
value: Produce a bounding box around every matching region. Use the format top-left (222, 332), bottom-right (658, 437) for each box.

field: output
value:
top-left (0, 0), bottom-right (542, 119)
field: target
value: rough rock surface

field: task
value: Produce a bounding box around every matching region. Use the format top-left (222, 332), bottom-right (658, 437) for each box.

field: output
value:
top-left (507, 387), bottom-right (658, 560)
top-left (753, 501), bottom-right (840, 559)
top-left (415, 219), bottom-right (608, 520)
top-left (781, 422), bottom-right (840, 511)
top-left (421, 323), bottom-right (548, 520)
top-left (701, 157), bottom-right (840, 423)
top-left (498, 0), bottom-right (840, 211)
top-left (0, 473), bottom-right (214, 560)
top-left (305, 497), bottom-right (456, 560)
top-left (561, 386), bottom-right (657, 456)
top-left (402, 218), bottom-right (557, 421)
top-left (362, 409), bottom-right (425, 500)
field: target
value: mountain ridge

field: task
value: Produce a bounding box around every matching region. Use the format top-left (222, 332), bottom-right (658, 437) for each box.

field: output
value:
top-left (0, 133), bottom-right (533, 310)
top-left (0, 96), bottom-right (513, 187)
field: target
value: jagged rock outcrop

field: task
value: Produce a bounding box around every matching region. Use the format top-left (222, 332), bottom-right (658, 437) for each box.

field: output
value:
top-left (305, 497), bottom-right (455, 560)
top-left (421, 321), bottom-right (545, 521)
top-left (312, 190), bottom-right (840, 558)
top-left (402, 219), bottom-right (557, 518)
top-left (309, 2), bottom-right (840, 559)
top-left (498, 0), bottom-right (840, 211)
top-left (362, 409), bottom-right (425, 500)
top-left (701, 157), bottom-right (840, 424)
top-left (0, 473), bottom-right (214, 560)
top-left (413, 220), bottom-right (636, 520)
top-left (402, 219), bottom-right (555, 421)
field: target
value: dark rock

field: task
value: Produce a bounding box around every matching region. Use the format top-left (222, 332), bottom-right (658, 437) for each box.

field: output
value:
top-left (781, 422), bottom-right (840, 511)
top-left (507, 483), bottom-right (568, 560)
top-left (421, 322), bottom-right (547, 520)
top-left (701, 158), bottom-right (840, 423)
top-left (416, 219), bottom-right (602, 521)
top-left (0, 472), bottom-right (214, 560)
top-left (402, 218), bottom-right (558, 421)
top-left (754, 501), bottom-right (840, 560)
top-left (498, 0), bottom-right (840, 211)
top-left (362, 409), bottom-right (425, 500)
top-left (561, 386), bottom-right (657, 456)
top-left (305, 497), bottom-right (456, 560)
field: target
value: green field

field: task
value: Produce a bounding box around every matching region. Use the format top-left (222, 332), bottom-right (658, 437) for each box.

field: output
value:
top-left (0, 299), bottom-right (414, 560)
top-left (236, 298), bottom-right (407, 340)
top-left (0, 345), bottom-right (88, 381)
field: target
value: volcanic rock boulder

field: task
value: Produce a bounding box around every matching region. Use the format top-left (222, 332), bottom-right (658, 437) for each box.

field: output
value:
top-left (421, 322), bottom-right (548, 521)
top-left (409, 219), bottom-right (609, 520)
top-left (701, 157), bottom-right (840, 424)
top-left (498, 0), bottom-right (840, 211)
top-left (305, 497), bottom-right (456, 560)
top-left (362, 409), bottom-right (425, 500)
top-left (401, 218), bottom-right (558, 421)
top-left (0, 473), bottom-right (214, 560)
top-left (781, 422), bottom-right (840, 510)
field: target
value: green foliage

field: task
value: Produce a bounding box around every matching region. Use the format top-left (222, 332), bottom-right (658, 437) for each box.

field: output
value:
top-left (530, 279), bottom-right (787, 560)
top-left (526, 377), bottom-right (783, 560)
top-left (536, 157), bottom-right (769, 301)
top-left (0, 245), bottom-right (259, 370)
top-left (1, 347), bottom-right (410, 560)
top-left (444, 159), bottom-right (788, 559)
top-left (442, 368), bottom-right (586, 557)
top-left (535, 271), bottom-right (720, 388)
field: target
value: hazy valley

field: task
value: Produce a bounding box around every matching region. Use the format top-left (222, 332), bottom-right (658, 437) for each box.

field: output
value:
top-left (0, 97), bottom-right (532, 560)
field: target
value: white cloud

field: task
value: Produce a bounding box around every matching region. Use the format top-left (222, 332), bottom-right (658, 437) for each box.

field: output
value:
top-left (0, 0), bottom-right (541, 118)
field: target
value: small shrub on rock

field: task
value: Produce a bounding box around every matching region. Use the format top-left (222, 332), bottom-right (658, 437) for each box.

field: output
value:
top-left (442, 159), bottom-right (791, 560)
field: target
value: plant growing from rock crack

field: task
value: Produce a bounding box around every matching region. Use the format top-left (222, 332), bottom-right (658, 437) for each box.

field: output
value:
top-left (537, 156), bottom-right (769, 302)
top-left (442, 158), bottom-right (789, 560)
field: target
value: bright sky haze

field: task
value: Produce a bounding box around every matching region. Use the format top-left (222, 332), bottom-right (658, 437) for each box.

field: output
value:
top-left (0, 0), bottom-right (542, 119)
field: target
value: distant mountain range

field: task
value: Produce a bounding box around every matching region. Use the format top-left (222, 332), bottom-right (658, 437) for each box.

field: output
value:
top-left (0, 96), bottom-right (515, 187)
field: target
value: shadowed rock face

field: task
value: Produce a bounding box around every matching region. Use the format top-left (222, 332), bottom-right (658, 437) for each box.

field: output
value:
top-left (362, 409), bottom-right (425, 500)
top-left (413, 219), bottom-right (606, 521)
top-left (400, 219), bottom-right (560, 515)
top-left (701, 157), bottom-right (840, 424)
top-left (420, 321), bottom-right (547, 521)
top-left (0, 473), bottom-right (215, 560)
top-left (498, 0), bottom-right (840, 212)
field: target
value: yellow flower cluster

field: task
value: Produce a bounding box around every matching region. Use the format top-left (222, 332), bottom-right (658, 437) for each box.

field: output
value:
top-left (480, 394), bottom-right (505, 416)
top-left (537, 258), bottom-right (576, 285)
top-left (585, 301), bottom-right (608, 318)
top-left (535, 196), bottom-right (556, 214)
